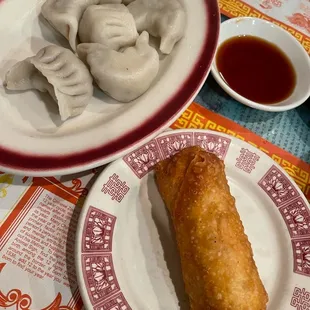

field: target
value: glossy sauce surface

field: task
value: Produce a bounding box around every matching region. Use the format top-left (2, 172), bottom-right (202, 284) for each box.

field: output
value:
top-left (216, 35), bottom-right (296, 104)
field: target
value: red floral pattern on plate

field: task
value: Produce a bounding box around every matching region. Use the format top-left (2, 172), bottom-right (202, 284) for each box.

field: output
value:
top-left (156, 132), bottom-right (193, 159)
top-left (82, 254), bottom-right (120, 305)
top-left (290, 287), bottom-right (310, 309)
top-left (260, 0), bottom-right (282, 9)
top-left (287, 13), bottom-right (310, 34)
top-left (82, 207), bottom-right (116, 253)
top-left (101, 174), bottom-right (130, 203)
top-left (258, 165), bottom-right (299, 207)
top-left (194, 132), bottom-right (231, 159)
top-left (235, 148), bottom-right (260, 174)
top-left (123, 139), bottom-right (162, 178)
top-left (279, 198), bottom-right (310, 238)
top-left (292, 238), bottom-right (310, 277)
top-left (95, 293), bottom-right (132, 310)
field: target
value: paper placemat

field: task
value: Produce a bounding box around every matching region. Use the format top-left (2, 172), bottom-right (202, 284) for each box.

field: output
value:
top-left (219, 0), bottom-right (310, 54)
top-left (0, 172), bottom-right (95, 309)
top-left (0, 102), bottom-right (309, 309)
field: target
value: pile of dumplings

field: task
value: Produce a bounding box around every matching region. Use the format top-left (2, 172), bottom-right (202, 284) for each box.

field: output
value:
top-left (4, 0), bottom-right (186, 121)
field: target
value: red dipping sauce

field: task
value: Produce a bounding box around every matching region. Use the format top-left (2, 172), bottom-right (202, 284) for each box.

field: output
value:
top-left (216, 35), bottom-right (296, 104)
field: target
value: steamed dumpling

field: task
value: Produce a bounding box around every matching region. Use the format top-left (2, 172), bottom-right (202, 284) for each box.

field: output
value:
top-left (5, 45), bottom-right (93, 121)
top-left (128, 0), bottom-right (186, 54)
top-left (79, 4), bottom-right (138, 51)
top-left (41, 0), bottom-right (98, 51)
top-left (122, 0), bottom-right (135, 4)
top-left (77, 31), bottom-right (159, 102)
top-left (41, 0), bottom-right (122, 51)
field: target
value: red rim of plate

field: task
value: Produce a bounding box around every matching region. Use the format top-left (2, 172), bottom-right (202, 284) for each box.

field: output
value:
top-left (0, 0), bottom-right (220, 173)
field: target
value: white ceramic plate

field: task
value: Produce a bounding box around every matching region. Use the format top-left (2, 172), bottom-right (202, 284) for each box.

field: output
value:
top-left (211, 17), bottom-right (310, 112)
top-left (0, 0), bottom-right (219, 176)
top-left (76, 129), bottom-right (310, 310)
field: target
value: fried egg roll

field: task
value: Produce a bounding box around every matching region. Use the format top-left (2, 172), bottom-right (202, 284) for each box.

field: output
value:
top-left (154, 146), bottom-right (268, 310)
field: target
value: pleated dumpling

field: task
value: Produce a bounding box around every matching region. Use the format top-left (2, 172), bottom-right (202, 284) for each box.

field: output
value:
top-left (77, 31), bottom-right (159, 102)
top-left (41, 0), bottom-right (97, 51)
top-left (5, 45), bottom-right (93, 121)
top-left (41, 0), bottom-right (122, 51)
top-left (128, 0), bottom-right (186, 54)
top-left (79, 4), bottom-right (138, 51)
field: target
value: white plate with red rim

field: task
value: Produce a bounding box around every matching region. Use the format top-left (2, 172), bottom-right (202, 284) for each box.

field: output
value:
top-left (0, 0), bottom-right (219, 176)
top-left (75, 129), bottom-right (310, 310)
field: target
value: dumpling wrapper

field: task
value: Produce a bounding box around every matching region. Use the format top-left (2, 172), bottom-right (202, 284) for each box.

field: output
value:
top-left (79, 4), bottom-right (138, 51)
top-left (41, 0), bottom-right (122, 51)
top-left (5, 45), bottom-right (93, 121)
top-left (128, 0), bottom-right (186, 54)
top-left (77, 31), bottom-right (159, 102)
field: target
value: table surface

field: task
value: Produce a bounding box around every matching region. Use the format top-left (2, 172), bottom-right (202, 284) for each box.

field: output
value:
top-left (0, 13), bottom-right (309, 310)
top-left (195, 15), bottom-right (310, 164)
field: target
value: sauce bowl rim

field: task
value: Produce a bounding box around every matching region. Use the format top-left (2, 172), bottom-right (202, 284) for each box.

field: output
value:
top-left (211, 17), bottom-right (310, 112)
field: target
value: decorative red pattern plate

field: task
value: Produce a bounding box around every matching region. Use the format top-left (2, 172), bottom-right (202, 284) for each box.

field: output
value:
top-left (76, 129), bottom-right (310, 309)
top-left (0, 0), bottom-right (219, 176)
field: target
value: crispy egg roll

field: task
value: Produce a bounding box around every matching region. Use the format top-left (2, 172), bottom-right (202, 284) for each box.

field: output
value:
top-left (154, 146), bottom-right (268, 310)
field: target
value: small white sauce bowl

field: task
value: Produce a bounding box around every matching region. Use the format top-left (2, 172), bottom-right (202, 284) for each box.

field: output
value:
top-left (211, 17), bottom-right (310, 112)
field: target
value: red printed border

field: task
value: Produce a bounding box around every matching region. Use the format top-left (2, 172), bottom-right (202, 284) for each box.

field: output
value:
top-left (0, 175), bottom-right (131, 309)
top-left (82, 207), bottom-right (116, 253)
top-left (235, 148), bottom-right (260, 174)
top-left (94, 293), bottom-right (132, 310)
top-left (279, 198), bottom-right (310, 238)
top-left (156, 132), bottom-right (194, 159)
top-left (101, 174), bottom-right (130, 203)
top-left (193, 132), bottom-right (231, 159)
top-left (290, 286), bottom-right (310, 309)
top-left (0, 187), bottom-right (44, 251)
top-left (258, 165), bottom-right (300, 208)
top-left (123, 132), bottom-right (232, 179)
top-left (80, 206), bottom-right (132, 308)
top-left (258, 165), bottom-right (310, 279)
top-left (0, 177), bottom-right (84, 309)
top-left (82, 254), bottom-right (120, 306)
top-left (0, 177), bottom-right (80, 248)
top-left (123, 139), bottom-right (163, 179)
top-left (292, 238), bottom-right (310, 277)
